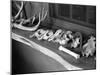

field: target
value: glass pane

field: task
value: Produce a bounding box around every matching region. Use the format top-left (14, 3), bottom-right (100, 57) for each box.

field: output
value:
top-left (58, 4), bottom-right (70, 18)
top-left (49, 3), bottom-right (57, 17)
top-left (87, 6), bottom-right (96, 24)
top-left (72, 5), bottom-right (87, 21)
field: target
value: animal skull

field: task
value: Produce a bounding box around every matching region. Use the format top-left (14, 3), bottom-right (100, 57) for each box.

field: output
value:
top-left (48, 29), bottom-right (63, 42)
top-left (82, 36), bottom-right (96, 57)
top-left (71, 37), bottom-right (80, 48)
top-left (42, 30), bottom-right (54, 40)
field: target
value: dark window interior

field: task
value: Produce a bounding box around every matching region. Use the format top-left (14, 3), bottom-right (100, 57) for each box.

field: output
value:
top-left (49, 3), bottom-right (96, 29)
top-left (58, 4), bottom-right (70, 18)
top-left (87, 6), bottom-right (96, 24)
top-left (72, 5), bottom-right (87, 21)
top-left (49, 3), bottom-right (57, 18)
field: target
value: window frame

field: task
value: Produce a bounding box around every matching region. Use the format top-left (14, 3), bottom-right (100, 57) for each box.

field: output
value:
top-left (49, 3), bottom-right (96, 29)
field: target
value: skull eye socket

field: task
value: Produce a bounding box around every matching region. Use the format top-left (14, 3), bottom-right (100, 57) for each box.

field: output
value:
top-left (46, 33), bottom-right (49, 36)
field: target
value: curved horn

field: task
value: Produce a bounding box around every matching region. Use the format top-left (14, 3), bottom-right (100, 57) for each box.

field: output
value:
top-left (12, 6), bottom-right (48, 32)
top-left (14, 1), bottom-right (24, 19)
top-left (41, 8), bottom-right (48, 21)
top-left (13, 13), bottom-right (41, 31)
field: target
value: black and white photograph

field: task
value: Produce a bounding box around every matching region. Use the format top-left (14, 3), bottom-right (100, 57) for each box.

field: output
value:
top-left (11, 0), bottom-right (96, 74)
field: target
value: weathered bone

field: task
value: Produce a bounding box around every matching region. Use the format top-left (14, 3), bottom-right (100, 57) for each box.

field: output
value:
top-left (59, 46), bottom-right (80, 59)
top-left (29, 29), bottom-right (43, 38)
top-left (36, 29), bottom-right (47, 40)
top-left (54, 31), bottom-right (73, 45)
top-left (53, 31), bottom-right (65, 44)
top-left (48, 29), bottom-right (63, 42)
top-left (82, 36), bottom-right (96, 57)
top-left (71, 38), bottom-right (80, 48)
top-left (29, 29), bottom-right (47, 40)
top-left (42, 30), bottom-right (54, 40)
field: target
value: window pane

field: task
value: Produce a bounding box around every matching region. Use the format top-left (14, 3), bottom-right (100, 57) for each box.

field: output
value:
top-left (58, 4), bottom-right (70, 18)
top-left (72, 5), bottom-right (87, 21)
top-left (87, 6), bottom-right (96, 24)
top-left (49, 3), bottom-right (57, 18)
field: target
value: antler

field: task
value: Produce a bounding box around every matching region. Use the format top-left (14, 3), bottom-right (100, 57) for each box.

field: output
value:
top-left (12, 5), bottom-right (48, 32)
top-left (41, 8), bottom-right (48, 21)
top-left (13, 12), bottom-right (40, 31)
top-left (14, 1), bottom-right (24, 19)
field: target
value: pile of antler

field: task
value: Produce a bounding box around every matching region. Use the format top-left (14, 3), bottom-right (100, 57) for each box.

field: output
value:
top-left (29, 28), bottom-right (96, 58)
top-left (11, 1), bottom-right (48, 31)
top-left (29, 28), bottom-right (83, 59)
top-left (30, 28), bottom-right (82, 48)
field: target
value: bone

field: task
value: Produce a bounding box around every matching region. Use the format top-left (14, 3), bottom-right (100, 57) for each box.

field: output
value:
top-left (36, 30), bottom-right (47, 40)
top-left (59, 46), bottom-right (80, 59)
top-left (29, 29), bottom-right (48, 40)
top-left (71, 38), bottom-right (80, 48)
top-left (29, 29), bottom-right (42, 38)
top-left (42, 30), bottom-right (53, 40)
top-left (82, 36), bottom-right (96, 57)
top-left (48, 29), bottom-right (63, 42)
